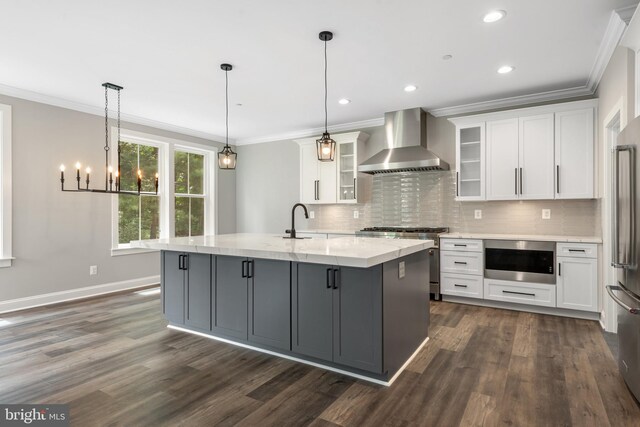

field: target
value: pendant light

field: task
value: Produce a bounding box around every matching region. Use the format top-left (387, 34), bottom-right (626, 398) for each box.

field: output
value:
top-left (58, 83), bottom-right (158, 195)
top-left (317, 31), bottom-right (336, 162)
top-left (218, 63), bottom-right (237, 170)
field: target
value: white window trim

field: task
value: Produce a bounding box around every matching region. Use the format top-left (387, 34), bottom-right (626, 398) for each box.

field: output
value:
top-left (0, 104), bottom-right (12, 268)
top-left (110, 128), bottom-right (217, 256)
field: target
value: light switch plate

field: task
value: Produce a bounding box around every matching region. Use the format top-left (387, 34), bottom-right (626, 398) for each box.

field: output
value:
top-left (474, 209), bottom-right (482, 219)
top-left (309, 211), bottom-right (315, 219)
top-left (542, 209), bottom-right (551, 220)
top-left (399, 261), bottom-right (405, 278)
top-left (89, 265), bottom-right (98, 276)
top-left (353, 210), bottom-right (359, 219)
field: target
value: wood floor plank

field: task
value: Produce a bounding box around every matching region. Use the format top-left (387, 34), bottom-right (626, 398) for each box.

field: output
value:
top-left (0, 294), bottom-right (638, 426)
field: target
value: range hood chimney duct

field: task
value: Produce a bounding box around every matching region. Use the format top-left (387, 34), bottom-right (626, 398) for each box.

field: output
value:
top-left (358, 108), bottom-right (449, 174)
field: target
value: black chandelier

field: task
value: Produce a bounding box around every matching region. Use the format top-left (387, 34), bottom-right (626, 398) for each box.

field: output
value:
top-left (316, 31), bottom-right (336, 162)
top-left (218, 63), bottom-right (237, 170)
top-left (59, 83), bottom-right (158, 195)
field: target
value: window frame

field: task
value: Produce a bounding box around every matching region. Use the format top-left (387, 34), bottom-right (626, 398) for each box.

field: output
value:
top-left (111, 128), bottom-right (217, 256)
top-left (0, 103), bottom-right (12, 268)
top-left (173, 147), bottom-right (208, 238)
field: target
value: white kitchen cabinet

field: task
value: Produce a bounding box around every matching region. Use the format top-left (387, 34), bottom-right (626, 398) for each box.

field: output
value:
top-left (557, 243), bottom-right (598, 312)
top-left (440, 238), bottom-right (484, 299)
top-left (554, 109), bottom-right (595, 199)
top-left (455, 123), bottom-right (485, 201)
top-left (297, 132), bottom-right (369, 205)
top-left (486, 118), bottom-right (519, 200)
top-left (450, 99), bottom-right (597, 202)
top-left (299, 142), bottom-right (337, 204)
top-left (519, 114), bottom-right (555, 200)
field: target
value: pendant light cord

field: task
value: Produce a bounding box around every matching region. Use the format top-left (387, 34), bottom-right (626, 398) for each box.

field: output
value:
top-left (324, 39), bottom-right (328, 133)
top-left (225, 69), bottom-right (229, 147)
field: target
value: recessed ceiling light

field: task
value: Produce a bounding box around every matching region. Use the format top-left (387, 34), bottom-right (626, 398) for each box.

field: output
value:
top-left (338, 98), bottom-right (351, 105)
top-left (0, 319), bottom-right (12, 327)
top-left (404, 85), bottom-right (418, 92)
top-left (497, 65), bottom-right (514, 74)
top-left (442, 54), bottom-right (453, 60)
top-left (483, 10), bottom-right (506, 23)
top-left (135, 288), bottom-right (161, 296)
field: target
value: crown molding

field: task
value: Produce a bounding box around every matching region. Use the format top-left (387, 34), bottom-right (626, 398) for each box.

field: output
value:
top-left (235, 117), bottom-right (384, 146)
top-left (616, 4), bottom-right (637, 25)
top-left (0, 83), bottom-right (229, 144)
top-left (428, 85), bottom-right (594, 118)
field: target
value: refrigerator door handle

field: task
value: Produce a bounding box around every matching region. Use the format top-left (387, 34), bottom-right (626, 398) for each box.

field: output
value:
top-left (606, 284), bottom-right (640, 315)
top-left (612, 145), bottom-right (636, 268)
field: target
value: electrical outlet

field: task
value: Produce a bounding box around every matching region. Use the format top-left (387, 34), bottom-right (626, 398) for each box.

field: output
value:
top-left (542, 209), bottom-right (551, 220)
top-left (89, 265), bottom-right (98, 276)
top-left (353, 210), bottom-right (359, 219)
top-left (309, 211), bottom-right (315, 219)
top-left (474, 209), bottom-right (482, 219)
top-left (399, 261), bottom-right (405, 279)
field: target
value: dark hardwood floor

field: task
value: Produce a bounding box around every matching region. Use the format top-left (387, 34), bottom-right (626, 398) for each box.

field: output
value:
top-left (0, 288), bottom-right (639, 426)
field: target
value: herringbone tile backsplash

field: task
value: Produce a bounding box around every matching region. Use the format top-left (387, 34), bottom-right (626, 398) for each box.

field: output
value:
top-left (305, 171), bottom-right (601, 237)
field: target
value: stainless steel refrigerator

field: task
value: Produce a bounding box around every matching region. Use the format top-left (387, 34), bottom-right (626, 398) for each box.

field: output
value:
top-left (608, 115), bottom-right (640, 402)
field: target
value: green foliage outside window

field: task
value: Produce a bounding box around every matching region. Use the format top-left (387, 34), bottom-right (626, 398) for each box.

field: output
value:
top-left (175, 151), bottom-right (205, 238)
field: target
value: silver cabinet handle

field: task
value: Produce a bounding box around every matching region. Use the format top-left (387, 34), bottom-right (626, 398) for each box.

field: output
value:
top-left (514, 168), bottom-right (518, 195)
top-left (519, 167), bottom-right (523, 195)
top-left (503, 290), bottom-right (535, 297)
top-left (454, 284), bottom-right (468, 288)
top-left (453, 261), bottom-right (468, 265)
top-left (612, 145), bottom-right (636, 268)
top-left (606, 284), bottom-right (640, 314)
top-left (456, 172), bottom-right (460, 197)
top-left (556, 165), bottom-right (560, 194)
top-left (353, 178), bottom-right (357, 199)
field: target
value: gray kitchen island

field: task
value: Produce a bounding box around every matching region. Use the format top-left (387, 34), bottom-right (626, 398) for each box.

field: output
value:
top-left (134, 233), bottom-right (433, 385)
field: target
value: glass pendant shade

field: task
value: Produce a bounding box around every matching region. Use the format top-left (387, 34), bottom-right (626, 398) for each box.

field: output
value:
top-left (218, 145), bottom-right (237, 170)
top-left (316, 132), bottom-right (336, 161)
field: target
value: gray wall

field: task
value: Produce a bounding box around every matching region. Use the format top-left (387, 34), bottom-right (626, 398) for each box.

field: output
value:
top-left (0, 94), bottom-right (236, 302)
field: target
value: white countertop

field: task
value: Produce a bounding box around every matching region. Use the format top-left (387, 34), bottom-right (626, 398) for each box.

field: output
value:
top-left (132, 233), bottom-right (434, 268)
top-left (297, 229), bottom-right (357, 235)
top-left (441, 232), bottom-right (602, 244)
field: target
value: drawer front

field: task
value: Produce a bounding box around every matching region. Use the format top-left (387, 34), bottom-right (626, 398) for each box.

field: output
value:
top-left (556, 243), bottom-right (597, 259)
top-left (484, 279), bottom-right (556, 307)
top-left (440, 239), bottom-right (483, 252)
top-left (441, 251), bottom-right (483, 275)
top-left (441, 273), bottom-right (483, 299)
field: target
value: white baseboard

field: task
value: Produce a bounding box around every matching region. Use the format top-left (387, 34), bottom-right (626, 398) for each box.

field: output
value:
top-left (442, 295), bottom-right (600, 321)
top-left (0, 275), bottom-right (160, 314)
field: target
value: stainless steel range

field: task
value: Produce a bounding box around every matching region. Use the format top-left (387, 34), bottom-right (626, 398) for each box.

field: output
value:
top-left (356, 226), bottom-right (449, 299)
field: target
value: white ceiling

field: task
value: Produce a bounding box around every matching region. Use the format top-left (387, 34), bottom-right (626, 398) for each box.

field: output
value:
top-left (0, 0), bottom-right (636, 143)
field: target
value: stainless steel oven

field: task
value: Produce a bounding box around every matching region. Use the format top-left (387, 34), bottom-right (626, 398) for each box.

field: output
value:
top-left (484, 240), bottom-right (556, 284)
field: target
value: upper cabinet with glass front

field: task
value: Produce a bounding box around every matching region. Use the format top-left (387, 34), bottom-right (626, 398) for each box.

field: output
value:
top-left (296, 131), bottom-right (370, 205)
top-left (455, 123), bottom-right (485, 201)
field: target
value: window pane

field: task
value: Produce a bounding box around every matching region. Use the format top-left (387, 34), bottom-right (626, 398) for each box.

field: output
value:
top-left (189, 153), bottom-right (204, 195)
top-left (175, 196), bottom-right (189, 237)
top-left (138, 145), bottom-right (159, 192)
top-left (175, 151), bottom-right (188, 194)
top-left (190, 197), bottom-right (205, 236)
top-left (119, 195), bottom-right (139, 244)
top-left (140, 195), bottom-right (160, 240)
top-left (119, 141), bottom-right (138, 192)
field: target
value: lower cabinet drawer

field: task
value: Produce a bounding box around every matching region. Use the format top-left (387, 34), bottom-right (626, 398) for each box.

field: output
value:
top-left (484, 279), bottom-right (556, 308)
top-left (441, 273), bottom-right (483, 299)
top-left (441, 251), bottom-right (483, 275)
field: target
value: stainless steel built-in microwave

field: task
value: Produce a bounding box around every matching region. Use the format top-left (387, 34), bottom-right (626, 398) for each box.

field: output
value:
top-left (484, 240), bottom-right (556, 284)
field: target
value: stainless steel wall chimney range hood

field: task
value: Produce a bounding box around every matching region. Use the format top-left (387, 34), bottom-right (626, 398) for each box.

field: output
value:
top-left (358, 108), bottom-right (449, 174)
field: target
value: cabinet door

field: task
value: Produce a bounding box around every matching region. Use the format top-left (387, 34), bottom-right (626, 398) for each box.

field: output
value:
top-left (555, 109), bottom-right (595, 199)
top-left (318, 157), bottom-right (337, 204)
top-left (333, 266), bottom-right (383, 373)
top-left (162, 251), bottom-right (185, 325)
top-left (557, 257), bottom-right (598, 312)
top-left (300, 144), bottom-right (319, 204)
top-left (248, 259), bottom-right (291, 350)
top-left (213, 256), bottom-right (248, 339)
top-left (337, 141), bottom-right (357, 203)
top-left (292, 262), bottom-right (334, 361)
top-left (486, 118), bottom-right (519, 200)
top-left (185, 253), bottom-right (212, 331)
top-left (456, 123), bottom-right (485, 200)
top-left (519, 114), bottom-right (555, 200)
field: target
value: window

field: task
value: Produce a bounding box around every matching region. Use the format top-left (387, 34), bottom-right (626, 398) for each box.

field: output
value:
top-left (117, 141), bottom-right (160, 244)
top-left (0, 104), bottom-right (12, 268)
top-left (174, 150), bottom-right (205, 237)
top-left (111, 129), bottom-right (215, 255)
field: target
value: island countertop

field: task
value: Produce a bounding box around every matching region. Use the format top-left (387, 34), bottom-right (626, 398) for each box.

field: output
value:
top-left (133, 233), bottom-right (434, 268)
